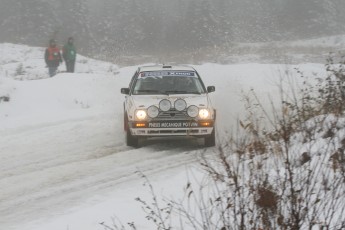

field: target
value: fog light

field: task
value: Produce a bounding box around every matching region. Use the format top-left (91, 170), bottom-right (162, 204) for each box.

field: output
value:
top-left (200, 122), bottom-right (211, 127)
top-left (135, 123), bottom-right (146, 127)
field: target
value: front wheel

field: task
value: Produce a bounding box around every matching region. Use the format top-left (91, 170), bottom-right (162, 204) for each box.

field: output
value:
top-left (124, 111), bottom-right (129, 131)
top-left (126, 129), bottom-right (139, 148)
top-left (204, 127), bottom-right (215, 147)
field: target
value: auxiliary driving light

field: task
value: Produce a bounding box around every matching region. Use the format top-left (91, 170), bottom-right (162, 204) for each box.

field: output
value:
top-left (174, 99), bottom-right (187, 111)
top-left (159, 99), bottom-right (171, 112)
top-left (187, 105), bottom-right (199, 117)
top-left (147, 105), bottom-right (159, 118)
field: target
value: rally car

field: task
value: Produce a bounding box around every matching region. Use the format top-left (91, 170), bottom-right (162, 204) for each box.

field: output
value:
top-left (120, 65), bottom-right (216, 148)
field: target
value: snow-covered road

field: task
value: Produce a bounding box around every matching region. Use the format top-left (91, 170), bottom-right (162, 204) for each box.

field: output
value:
top-left (0, 71), bottom-right (216, 229)
top-left (0, 45), bottom-right (326, 229)
top-left (0, 114), bottom-right (204, 229)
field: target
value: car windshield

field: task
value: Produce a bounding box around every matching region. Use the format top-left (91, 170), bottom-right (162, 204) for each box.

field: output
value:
top-left (132, 73), bottom-right (206, 95)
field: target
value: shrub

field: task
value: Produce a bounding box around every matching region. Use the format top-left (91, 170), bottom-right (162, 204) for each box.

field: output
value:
top-left (15, 63), bottom-right (25, 76)
top-left (0, 95), bottom-right (10, 103)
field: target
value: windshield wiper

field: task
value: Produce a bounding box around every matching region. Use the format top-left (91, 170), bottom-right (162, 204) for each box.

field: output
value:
top-left (165, 90), bottom-right (201, 95)
top-left (165, 90), bottom-right (188, 94)
top-left (136, 90), bottom-right (168, 95)
top-left (187, 91), bottom-right (202, 95)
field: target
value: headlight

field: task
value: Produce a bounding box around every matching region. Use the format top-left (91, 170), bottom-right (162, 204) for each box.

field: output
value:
top-left (174, 99), bottom-right (187, 111)
top-left (187, 105), bottom-right (199, 117)
top-left (159, 99), bottom-right (171, 112)
top-left (147, 106), bottom-right (159, 118)
top-left (199, 109), bottom-right (210, 119)
top-left (135, 110), bottom-right (147, 120)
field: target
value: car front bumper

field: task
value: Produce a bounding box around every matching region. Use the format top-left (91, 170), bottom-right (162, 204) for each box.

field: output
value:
top-left (128, 120), bottom-right (214, 137)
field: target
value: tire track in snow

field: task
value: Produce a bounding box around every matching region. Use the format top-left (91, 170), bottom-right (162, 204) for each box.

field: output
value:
top-left (0, 116), bottom-right (207, 229)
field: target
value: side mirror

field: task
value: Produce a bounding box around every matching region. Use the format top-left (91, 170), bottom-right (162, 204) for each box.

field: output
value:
top-left (207, 86), bottom-right (215, 93)
top-left (121, 88), bottom-right (130, 95)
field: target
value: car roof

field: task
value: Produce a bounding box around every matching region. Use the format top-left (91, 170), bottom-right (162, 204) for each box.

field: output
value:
top-left (138, 65), bottom-right (196, 72)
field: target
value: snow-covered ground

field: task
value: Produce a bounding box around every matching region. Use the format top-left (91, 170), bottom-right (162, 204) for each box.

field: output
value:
top-left (0, 43), bottom-right (343, 229)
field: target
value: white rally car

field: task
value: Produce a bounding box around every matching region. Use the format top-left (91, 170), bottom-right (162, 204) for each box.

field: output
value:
top-left (121, 65), bottom-right (216, 147)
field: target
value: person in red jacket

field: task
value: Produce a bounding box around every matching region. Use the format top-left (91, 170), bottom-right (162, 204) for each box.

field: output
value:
top-left (44, 39), bottom-right (62, 77)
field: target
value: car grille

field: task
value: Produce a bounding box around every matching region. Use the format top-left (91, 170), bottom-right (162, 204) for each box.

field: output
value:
top-left (155, 109), bottom-right (189, 120)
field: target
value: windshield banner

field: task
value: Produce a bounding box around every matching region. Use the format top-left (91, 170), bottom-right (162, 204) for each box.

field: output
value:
top-left (140, 71), bottom-right (195, 77)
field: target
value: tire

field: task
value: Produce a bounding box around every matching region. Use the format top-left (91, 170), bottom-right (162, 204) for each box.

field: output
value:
top-left (124, 112), bottom-right (128, 131)
top-left (126, 129), bottom-right (139, 148)
top-left (204, 127), bottom-right (216, 147)
top-left (124, 112), bottom-right (140, 148)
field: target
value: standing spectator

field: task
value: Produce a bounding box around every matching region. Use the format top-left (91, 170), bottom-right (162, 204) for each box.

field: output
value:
top-left (44, 39), bottom-right (62, 77)
top-left (62, 37), bottom-right (77, 73)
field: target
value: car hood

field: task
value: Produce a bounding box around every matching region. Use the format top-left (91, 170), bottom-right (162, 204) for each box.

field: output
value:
top-left (130, 94), bottom-right (211, 109)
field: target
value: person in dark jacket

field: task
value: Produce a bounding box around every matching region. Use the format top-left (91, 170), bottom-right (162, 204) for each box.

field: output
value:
top-left (44, 39), bottom-right (62, 77)
top-left (62, 37), bottom-right (77, 73)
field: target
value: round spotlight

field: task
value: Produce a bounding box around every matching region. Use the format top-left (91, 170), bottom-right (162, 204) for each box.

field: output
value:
top-left (147, 106), bottom-right (159, 118)
top-left (159, 99), bottom-right (171, 112)
top-left (187, 105), bottom-right (199, 117)
top-left (174, 99), bottom-right (187, 111)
